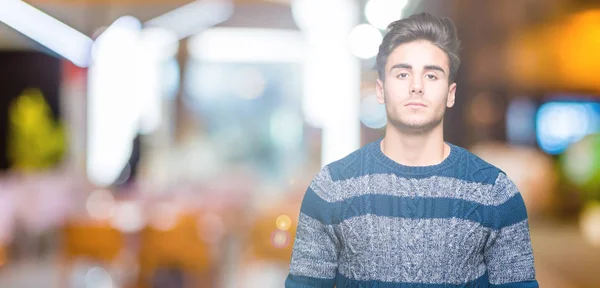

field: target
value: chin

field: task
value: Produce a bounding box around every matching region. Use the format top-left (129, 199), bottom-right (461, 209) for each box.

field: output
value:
top-left (389, 117), bottom-right (443, 134)
top-left (401, 117), bottom-right (432, 127)
top-left (405, 123), bottom-right (433, 130)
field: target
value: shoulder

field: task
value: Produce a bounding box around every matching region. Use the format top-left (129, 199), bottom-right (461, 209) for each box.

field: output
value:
top-left (451, 144), bottom-right (504, 186)
top-left (307, 142), bottom-right (375, 201)
top-left (450, 144), bottom-right (523, 207)
top-left (489, 171), bottom-right (521, 207)
top-left (451, 146), bottom-right (527, 227)
top-left (324, 141), bottom-right (377, 182)
top-left (452, 145), bottom-right (521, 207)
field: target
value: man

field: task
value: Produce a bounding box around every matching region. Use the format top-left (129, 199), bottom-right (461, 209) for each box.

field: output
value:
top-left (286, 12), bottom-right (538, 288)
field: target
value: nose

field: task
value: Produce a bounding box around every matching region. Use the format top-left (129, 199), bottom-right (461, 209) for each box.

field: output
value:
top-left (411, 78), bottom-right (424, 95)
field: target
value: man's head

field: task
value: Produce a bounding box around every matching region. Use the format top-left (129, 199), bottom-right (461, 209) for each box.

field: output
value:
top-left (375, 12), bottom-right (461, 134)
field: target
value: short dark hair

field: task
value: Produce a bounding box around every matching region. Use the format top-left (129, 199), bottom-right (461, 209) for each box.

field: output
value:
top-left (376, 12), bottom-right (461, 82)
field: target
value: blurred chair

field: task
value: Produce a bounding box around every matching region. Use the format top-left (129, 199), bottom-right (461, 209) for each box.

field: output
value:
top-left (60, 220), bottom-right (125, 287)
top-left (137, 213), bottom-right (218, 288)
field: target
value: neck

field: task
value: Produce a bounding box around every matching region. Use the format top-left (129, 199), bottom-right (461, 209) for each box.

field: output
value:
top-left (381, 122), bottom-right (449, 167)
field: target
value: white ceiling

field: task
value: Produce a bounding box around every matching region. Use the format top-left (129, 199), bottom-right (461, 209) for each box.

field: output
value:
top-left (0, 1), bottom-right (297, 50)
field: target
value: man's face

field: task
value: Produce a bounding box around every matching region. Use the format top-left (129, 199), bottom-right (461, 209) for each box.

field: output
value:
top-left (376, 40), bottom-right (456, 134)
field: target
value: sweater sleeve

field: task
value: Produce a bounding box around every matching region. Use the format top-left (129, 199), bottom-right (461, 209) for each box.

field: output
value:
top-left (285, 166), bottom-right (340, 288)
top-left (484, 172), bottom-right (539, 288)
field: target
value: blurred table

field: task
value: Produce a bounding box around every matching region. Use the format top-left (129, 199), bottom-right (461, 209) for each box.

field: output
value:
top-left (530, 219), bottom-right (600, 288)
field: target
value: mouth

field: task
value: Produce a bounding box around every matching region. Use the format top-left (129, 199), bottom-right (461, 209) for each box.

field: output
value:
top-left (405, 102), bottom-right (427, 107)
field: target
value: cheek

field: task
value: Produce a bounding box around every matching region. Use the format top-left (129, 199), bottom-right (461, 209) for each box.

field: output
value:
top-left (384, 82), bottom-right (409, 101)
top-left (425, 84), bottom-right (449, 103)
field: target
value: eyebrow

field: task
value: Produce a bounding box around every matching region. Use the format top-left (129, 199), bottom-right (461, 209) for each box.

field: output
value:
top-left (389, 63), bottom-right (446, 74)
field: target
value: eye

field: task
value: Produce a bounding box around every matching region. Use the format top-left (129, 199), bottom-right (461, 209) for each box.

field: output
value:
top-left (397, 73), bottom-right (409, 79)
top-left (425, 74), bottom-right (438, 80)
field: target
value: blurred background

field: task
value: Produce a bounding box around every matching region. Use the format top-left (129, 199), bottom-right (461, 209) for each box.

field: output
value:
top-left (0, 0), bottom-right (600, 287)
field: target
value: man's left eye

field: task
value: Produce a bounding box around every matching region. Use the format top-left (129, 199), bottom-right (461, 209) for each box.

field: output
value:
top-left (426, 75), bottom-right (437, 80)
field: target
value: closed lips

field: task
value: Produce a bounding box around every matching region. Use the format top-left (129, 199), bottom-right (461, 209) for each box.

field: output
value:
top-left (405, 102), bottom-right (426, 107)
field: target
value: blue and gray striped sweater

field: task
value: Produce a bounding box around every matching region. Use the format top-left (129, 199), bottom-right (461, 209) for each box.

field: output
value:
top-left (286, 139), bottom-right (538, 288)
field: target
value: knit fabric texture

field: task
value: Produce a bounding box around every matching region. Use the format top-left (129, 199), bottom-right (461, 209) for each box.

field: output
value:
top-left (286, 138), bottom-right (538, 288)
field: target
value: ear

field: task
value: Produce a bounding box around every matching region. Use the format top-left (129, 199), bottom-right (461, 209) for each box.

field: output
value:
top-left (376, 79), bottom-right (385, 104)
top-left (446, 82), bottom-right (457, 108)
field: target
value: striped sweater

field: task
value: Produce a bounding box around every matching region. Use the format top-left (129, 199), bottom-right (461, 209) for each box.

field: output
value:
top-left (286, 139), bottom-right (538, 288)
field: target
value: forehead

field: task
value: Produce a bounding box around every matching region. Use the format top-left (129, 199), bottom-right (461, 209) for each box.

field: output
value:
top-left (386, 40), bottom-right (449, 71)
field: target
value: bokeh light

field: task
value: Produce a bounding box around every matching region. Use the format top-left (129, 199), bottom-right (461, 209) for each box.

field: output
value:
top-left (270, 230), bottom-right (290, 249)
top-left (561, 133), bottom-right (600, 195)
top-left (536, 102), bottom-right (600, 155)
top-left (149, 202), bottom-right (179, 231)
top-left (365, 0), bottom-right (409, 30)
top-left (85, 266), bottom-right (113, 288)
top-left (291, 0), bottom-right (358, 33)
top-left (86, 189), bottom-right (115, 220)
top-left (360, 94), bottom-right (387, 129)
top-left (348, 24), bottom-right (382, 59)
top-left (109, 202), bottom-right (144, 233)
top-left (275, 215), bottom-right (292, 231)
